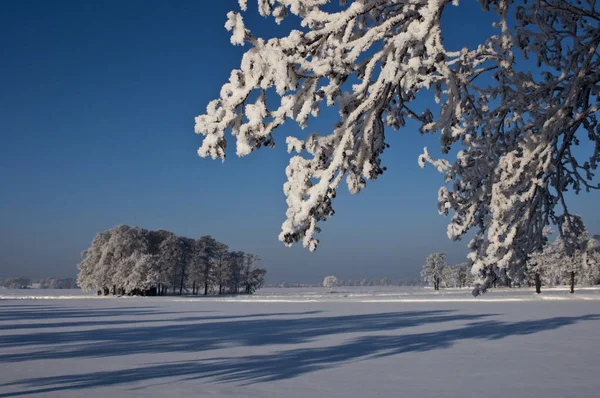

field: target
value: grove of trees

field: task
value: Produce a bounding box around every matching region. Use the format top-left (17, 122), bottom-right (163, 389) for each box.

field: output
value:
top-left (421, 254), bottom-right (474, 291)
top-left (194, 0), bottom-right (600, 294)
top-left (423, 232), bottom-right (600, 293)
top-left (0, 277), bottom-right (77, 289)
top-left (77, 225), bottom-right (266, 296)
top-left (526, 229), bottom-right (600, 294)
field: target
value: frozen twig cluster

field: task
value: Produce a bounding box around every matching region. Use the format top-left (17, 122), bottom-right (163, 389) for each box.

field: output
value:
top-left (195, 0), bottom-right (600, 290)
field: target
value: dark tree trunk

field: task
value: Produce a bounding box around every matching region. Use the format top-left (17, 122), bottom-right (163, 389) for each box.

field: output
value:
top-left (570, 271), bottom-right (575, 294)
top-left (219, 283), bottom-right (222, 295)
top-left (534, 273), bottom-right (541, 294)
top-left (112, 285), bottom-right (116, 295)
top-left (203, 262), bottom-right (210, 296)
top-left (192, 281), bottom-right (196, 295)
top-left (179, 271), bottom-right (185, 295)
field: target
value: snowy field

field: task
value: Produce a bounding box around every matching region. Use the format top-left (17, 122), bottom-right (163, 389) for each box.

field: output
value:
top-left (2, 287), bottom-right (600, 397)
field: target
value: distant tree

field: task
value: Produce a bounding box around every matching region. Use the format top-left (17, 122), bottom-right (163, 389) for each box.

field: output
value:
top-left (197, 235), bottom-right (218, 295)
top-left (379, 277), bottom-right (391, 286)
top-left (247, 267), bottom-right (267, 294)
top-left (226, 251), bottom-right (245, 293)
top-left (455, 263), bottom-right (473, 288)
top-left (322, 275), bottom-right (338, 290)
top-left (241, 253), bottom-right (263, 294)
top-left (77, 230), bottom-right (111, 292)
top-left (581, 236), bottom-right (600, 285)
top-left (213, 241), bottom-right (230, 295)
top-left (177, 237), bottom-right (196, 295)
top-left (5, 277), bottom-right (31, 289)
top-left (126, 254), bottom-right (158, 295)
top-left (442, 266), bottom-right (459, 288)
top-left (525, 219), bottom-right (599, 294)
top-left (77, 225), bottom-right (268, 296)
top-left (111, 226), bottom-right (149, 295)
top-left (421, 253), bottom-right (446, 291)
top-left (158, 233), bottom-right (186, 295)
top-left (557, 217), bottom-right (591, 294)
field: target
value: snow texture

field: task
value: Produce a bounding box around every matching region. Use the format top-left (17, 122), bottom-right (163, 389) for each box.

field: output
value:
top-left (2, 287), bottom-right (600, 397)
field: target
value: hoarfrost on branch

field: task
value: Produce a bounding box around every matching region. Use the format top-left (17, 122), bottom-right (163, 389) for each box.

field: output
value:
top-left (195, 0), bottom-right (600, 289)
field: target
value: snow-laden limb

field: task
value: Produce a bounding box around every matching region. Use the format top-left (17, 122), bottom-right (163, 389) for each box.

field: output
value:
top-left (196, 0), bottom-right (462, 251)
top-left (195, 0), bottom-right (600, 286)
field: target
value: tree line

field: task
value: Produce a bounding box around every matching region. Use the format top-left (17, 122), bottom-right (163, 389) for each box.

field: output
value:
top-left (420, 254), bottom-right (474, 291)
top-left (77, 225), bottom-right (266, 296)
top-left (526, 228), bottom-right (600, 294)
top-left (275, 278), bottom-right (424, 288)
top-left (0, 277), bottom-right (78, 290)
top-left (422, 231), bottom-right (600, 294)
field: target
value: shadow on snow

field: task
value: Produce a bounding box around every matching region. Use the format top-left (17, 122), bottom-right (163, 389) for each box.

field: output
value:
top-left (0, 305), bottom-right (598, 396)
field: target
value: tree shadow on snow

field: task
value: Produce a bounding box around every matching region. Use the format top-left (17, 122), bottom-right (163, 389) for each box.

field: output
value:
top-left (0, 310), bottom-right (478, 362)
top-left (0, 309), bottom-right (322, 332)
top-left (0, 304), bottom-right (178, 322)
top-left (1, 311), bottom-right (598, 396)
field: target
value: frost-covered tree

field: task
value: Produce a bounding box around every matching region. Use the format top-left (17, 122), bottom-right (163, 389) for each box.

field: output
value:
top-left (126, 254), bottom-right (159, 295)
top-left (158, 233), bottom-right (187, 295)
top-left (111, 226), bottom-right (149, 295)
top-left (582, 236), bottom-right (600, 278)
top-left (143, 229), bottom-right (170, 295)
top-left (524, 221), bottom-right (599, 293)
top-left (213, 241), bottom-right (230, 294)
top-left (77, 225), bottom-right (267, 296)
top-left (77, 230), bottom-right (112, 292)
top-left (241, 253), bottom-right (265, 294)
top-left (421, 253), bottom-right (447, 290)
top-left (525, 241), bottom-right (556, 294)
top-left (187, 239), bottom-right (203, 295)
top-left (248, 266), bottom-right (267, 293)
top-left (322, 275), bottom-right (338, 290)
top-left (442, 265), bottom-right (458, 288)
top-left (455, 262), bottom-right (474, 288)
top-left (198, 235), bottom-right (218, 295)
top-left (554, 219), bottom-right (589, 293)
top-left (582, 235), bottom-right (600, 283)
top-left (225, 250), bottom-right (245, 293)
top-left (442, 264), bottom-right (472, 288)
top-left (195, 0), bottom-right (600, 293)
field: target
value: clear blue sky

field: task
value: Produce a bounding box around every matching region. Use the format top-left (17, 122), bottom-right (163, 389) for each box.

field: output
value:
top-left (1, 0), bottom-right (598, 283)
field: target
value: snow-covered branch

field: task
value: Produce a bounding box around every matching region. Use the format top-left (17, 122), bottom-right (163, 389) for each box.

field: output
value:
top-left (195, 0), bottom-right (600, 288)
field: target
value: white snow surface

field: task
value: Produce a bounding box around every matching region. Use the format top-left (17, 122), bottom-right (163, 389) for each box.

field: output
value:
top-left (1, 287), bottom-right (600, 397)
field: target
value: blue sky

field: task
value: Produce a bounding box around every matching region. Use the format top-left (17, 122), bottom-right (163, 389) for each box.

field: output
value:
top-left (1, 0), bottom-right (599, 283)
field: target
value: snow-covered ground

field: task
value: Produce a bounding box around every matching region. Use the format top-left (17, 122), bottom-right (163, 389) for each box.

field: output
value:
top-left (1, 287), bottom-right (600, 397)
